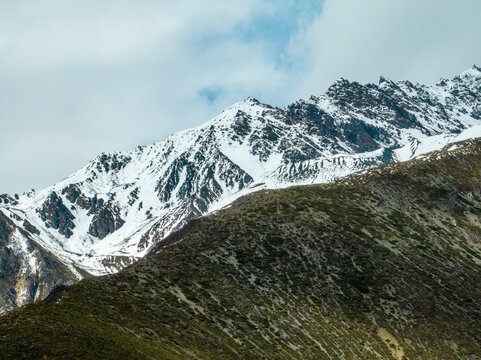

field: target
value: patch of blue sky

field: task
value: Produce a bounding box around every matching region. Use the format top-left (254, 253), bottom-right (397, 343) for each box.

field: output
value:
top-left (198, 86), bottom-right (223, 104)
top-left (189, 1), bottom-right (324, 68)
top-left (238, 1), bottom-right (324, 67)
top-left (194, 1), bottom-right (324, 105)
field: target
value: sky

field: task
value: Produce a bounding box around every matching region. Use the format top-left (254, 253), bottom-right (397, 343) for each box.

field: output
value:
top-left (1, 0), bottom-right (481, 194)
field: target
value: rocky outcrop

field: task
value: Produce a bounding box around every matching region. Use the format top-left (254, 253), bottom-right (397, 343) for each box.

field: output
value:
top-left (88, 205), bottom-right (125, 240)
top-left (37, 192), bottom-right (75, 238)
top-left (0, 194), bottom-right (18, 206)
top-left (61, 185), bottom-right (126, 240)
top-left (0, 210), bottom-right (79, 314)
top-left (96, 153), bottom-right (131, 173)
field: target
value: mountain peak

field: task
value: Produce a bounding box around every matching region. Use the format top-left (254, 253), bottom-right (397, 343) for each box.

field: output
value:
top-left (460, 65), bottom-right (481, 79)
top-left (378, 75), bottom-right (396, 87)
top-left (224, 97), bottom-right (263, 112)
top-left (236, 96), bottom-right (262, 107)
top-left (244, 96), bottom-right (260, 103)
top-left (325, 77), bottom-right (352, 96)
top-left (2, 67), bottom-right (481, 314)
top-left (333, 77), bottom-right (350, 85)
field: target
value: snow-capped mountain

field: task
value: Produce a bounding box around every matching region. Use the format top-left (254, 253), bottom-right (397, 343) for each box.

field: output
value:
top-left (1, 65), bottom-right (481, 313)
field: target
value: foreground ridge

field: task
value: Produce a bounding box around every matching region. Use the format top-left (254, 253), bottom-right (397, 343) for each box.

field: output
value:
top-left (1, 137), bottom-right (481, 359)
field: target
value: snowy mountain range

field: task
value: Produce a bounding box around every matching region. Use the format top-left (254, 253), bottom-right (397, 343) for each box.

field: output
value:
top-left (1, 65), bottom-right (481, 313)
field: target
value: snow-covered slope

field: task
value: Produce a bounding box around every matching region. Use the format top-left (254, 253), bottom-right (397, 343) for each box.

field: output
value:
top-left (1, 65), bottom-right (481, 313)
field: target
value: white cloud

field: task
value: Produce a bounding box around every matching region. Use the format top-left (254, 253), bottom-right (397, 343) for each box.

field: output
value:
top-left (1, 0), bottom-right (481, 194)
top-left (288, 0), bottom-right (481, 99)
top-left (0, 0), bottom-right (289, 194)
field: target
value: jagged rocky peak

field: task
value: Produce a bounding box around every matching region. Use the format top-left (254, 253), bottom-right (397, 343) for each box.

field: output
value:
top-left (460, 64), bottom-right (481, 79)
top-left (2, 66), bottom-right (481, 313)
top-left (327, 76), bottom-right (351, 89)
top-left (238, 96), bottom-right (262, 106)
top-left (378, 75), bottom-right (389, 84)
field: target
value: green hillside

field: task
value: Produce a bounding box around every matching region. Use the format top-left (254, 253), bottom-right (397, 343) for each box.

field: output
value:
top-left (1, 139), bottom-right (481, 359)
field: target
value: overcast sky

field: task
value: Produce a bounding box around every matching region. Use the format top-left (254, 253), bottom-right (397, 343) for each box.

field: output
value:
top-left (1, 0), bottom-right (481, 194)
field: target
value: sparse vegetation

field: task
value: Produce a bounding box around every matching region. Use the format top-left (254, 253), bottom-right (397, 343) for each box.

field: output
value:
top-left (2, 139), bottom-right (481, 359)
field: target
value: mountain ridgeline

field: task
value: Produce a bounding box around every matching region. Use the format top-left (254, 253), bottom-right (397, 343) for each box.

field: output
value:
top-left (1, 137), bottom-right (481, 359)
top-left (1, 66), bottom-right (481, 313)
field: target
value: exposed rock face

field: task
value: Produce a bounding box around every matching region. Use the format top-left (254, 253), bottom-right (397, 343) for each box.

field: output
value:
top-left (0, 195), bottom-right (18, 206)
top-left (0, 210), bottom-right (79, 314)
top-left (38, 192), bottom-right (76, 238)
top-left (22, 220), bottom-right (40, 235)
top-left (88, 206), bottom-right (125, 240)
top-left (96, 153), bottom-right (132, 173)
top-left (1, 66), bottom-right (481, 313)
top-left (0, 212), bottom-right (13, 243)
top-left (61, 184), bottom-right (83, 206)
top-left (61, 185), bottom-right (126, 239)
top-left (0, 213), bottom-right (19, 288)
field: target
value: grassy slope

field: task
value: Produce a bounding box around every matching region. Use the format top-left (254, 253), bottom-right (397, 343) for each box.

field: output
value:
top-left (2, 140), bottom-right (481, 359)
